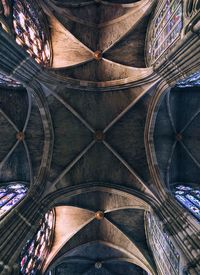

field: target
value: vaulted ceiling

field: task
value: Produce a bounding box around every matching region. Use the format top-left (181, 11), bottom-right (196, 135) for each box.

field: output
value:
top-left (2, 0), bottom-right (199, 274)
top-left (0, 0), bottom-right (160, 273)
top-left (41, 0), bottom-right (157, 89)
top-left (0, 86), bottom-right (44, 185)
top-left (44, 191), bottom-right (154, 274)
top-left (154, 86), bottom-right (200, 190)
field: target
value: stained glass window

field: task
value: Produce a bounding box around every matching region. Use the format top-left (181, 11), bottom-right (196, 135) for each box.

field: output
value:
top-left (0, 183), bottom-right (27, 218)
top-left (13, 0), bottom-right (51, 66)
top-left (146, 212), bottom-right (180, 275)
top-left (176, 71), bottom-right (200, 87)
top-left (20, 210), bottom-right (54, 275)
top-left (147, 0), bottom-right (183, 65)
top-left (174, 185), bottom-right (200, 221)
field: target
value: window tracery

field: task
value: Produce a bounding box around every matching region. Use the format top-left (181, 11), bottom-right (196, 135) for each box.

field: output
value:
top-left (174, 185), bottom-right (200, 221)
top-left (20, 210), bottom-right (54, 275)
top-left (147, 0), bottom-right (183, 65)
top-left (146, 212), bottom-right (180, 275)
top-left (0, 183), bottom-right (27, 218)
top-left (13, 0), bottom-right (51, 66)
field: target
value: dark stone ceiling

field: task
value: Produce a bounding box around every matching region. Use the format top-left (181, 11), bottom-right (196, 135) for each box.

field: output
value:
top-left (154, 86), bottom-right (200, 190)
top-left (50, 243), bottom-right (148, 275)
top-left (0, 86), bottom-right (44, 185)
top-left (0, 0), bottom-right (161, 274)
top-left (42, 0), bottom-right (156, 89)
top-left (46, 87), bottom-right (156, 192)
top-left (45, 190), bottom-right (154, 274)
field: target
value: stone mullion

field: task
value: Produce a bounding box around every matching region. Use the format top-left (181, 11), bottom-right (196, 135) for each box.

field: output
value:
top-left (155, 32), bottom-right (198, 71)
top-left (154, 32), bottom-right (200, 85)
top-left (0, 194), bottom-right (45, 273)
top-left (0, 30), bottom-right (42, 84)
top-left (157, 197), bottom-right (200, 273)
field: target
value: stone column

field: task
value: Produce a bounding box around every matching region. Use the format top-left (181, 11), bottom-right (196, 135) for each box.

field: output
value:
top-left (154, 30), bottom-right (200, 86)
top-left (157, 195), bottom-right (200, 274)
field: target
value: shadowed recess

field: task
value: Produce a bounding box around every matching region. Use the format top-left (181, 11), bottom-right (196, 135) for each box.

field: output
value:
top-left (154, 87), bottom-right (200, 189)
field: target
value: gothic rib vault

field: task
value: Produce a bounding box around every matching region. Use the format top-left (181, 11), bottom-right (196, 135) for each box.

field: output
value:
top-left (0, 0), bottom-right (200, 274)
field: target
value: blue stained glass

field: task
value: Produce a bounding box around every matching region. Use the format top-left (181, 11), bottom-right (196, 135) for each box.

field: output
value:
top-left (9, 184), bottom-right (26, 189)
top-left (0, 184), bottom-right (27, 218)
top-left (175, 185), bottom-right (200, 221)
top-left (176, 195), bottom-right (200, 219)
top-left (0, 192), bottom-right (6, 199)
top-left (20, 210), bottom-right (54, 275)
top-left (193, 190), bottom-right (200, 199)
top-left (186, 194), bottom-right (200, 208)
top-left (0, 193), bottom-right (15, 207)
top-left (177, 71), bottom-right (200, 87)
top-left (175, 191), bottom-right (184, 195)
top-left (146, 213), bottom-right (180, 274)
top-left (176, 185), bottom-right (192, 191)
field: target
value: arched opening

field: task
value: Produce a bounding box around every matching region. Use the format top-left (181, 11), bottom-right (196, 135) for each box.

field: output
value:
top-left (153, 84), bottom-right (200, 222)
top-left (39, 187), bottom-right (157, 275)
top-left (145, 211), bottom-right (180, 274)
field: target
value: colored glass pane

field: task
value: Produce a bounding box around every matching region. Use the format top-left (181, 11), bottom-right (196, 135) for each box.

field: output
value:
top-left (186, 194), bottom-right (200, 208)
top-left (1, 193), bottom-right (25, 210)
top-left (0, 193), bottom-right (15, 207)
top-left (13, 0), bottom-right (50, 66)
top-left (176, 194), bottom-right (200, 219)
top-left (177, 71), bottom-right (200, 87)
top-left (147, 0), bottom-right (183, 64)
top-left (20, 210), bottom-right (54, 275)
top-left (193, 190), bottom-right (200, 199)
top-left (0, 192), bottom-right (6, 199)
top-left (176, 185), bottom-right (192, 191)
top-left (146, 213), bottom-right (179, 275)
top-left (0, 184), bottom-right (27, 218)
top-left (175, 185), bottom-right (200, 221)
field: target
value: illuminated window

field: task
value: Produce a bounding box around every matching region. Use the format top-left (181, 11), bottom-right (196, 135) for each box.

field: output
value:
top-left (174, 185), bottom-right (200, 221)
top-left (13, 0), bottom-right (51, 66)
top-left (0, 183), bottom-right (27, 218)
top-left (147, 0), bottom-right (183, 64)
top-left (20, 210), bottom-right (54, 275)
top-left (176, 71), bottom-right (200, 87)
top-left (146, 212), bottom-right (180, 275)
